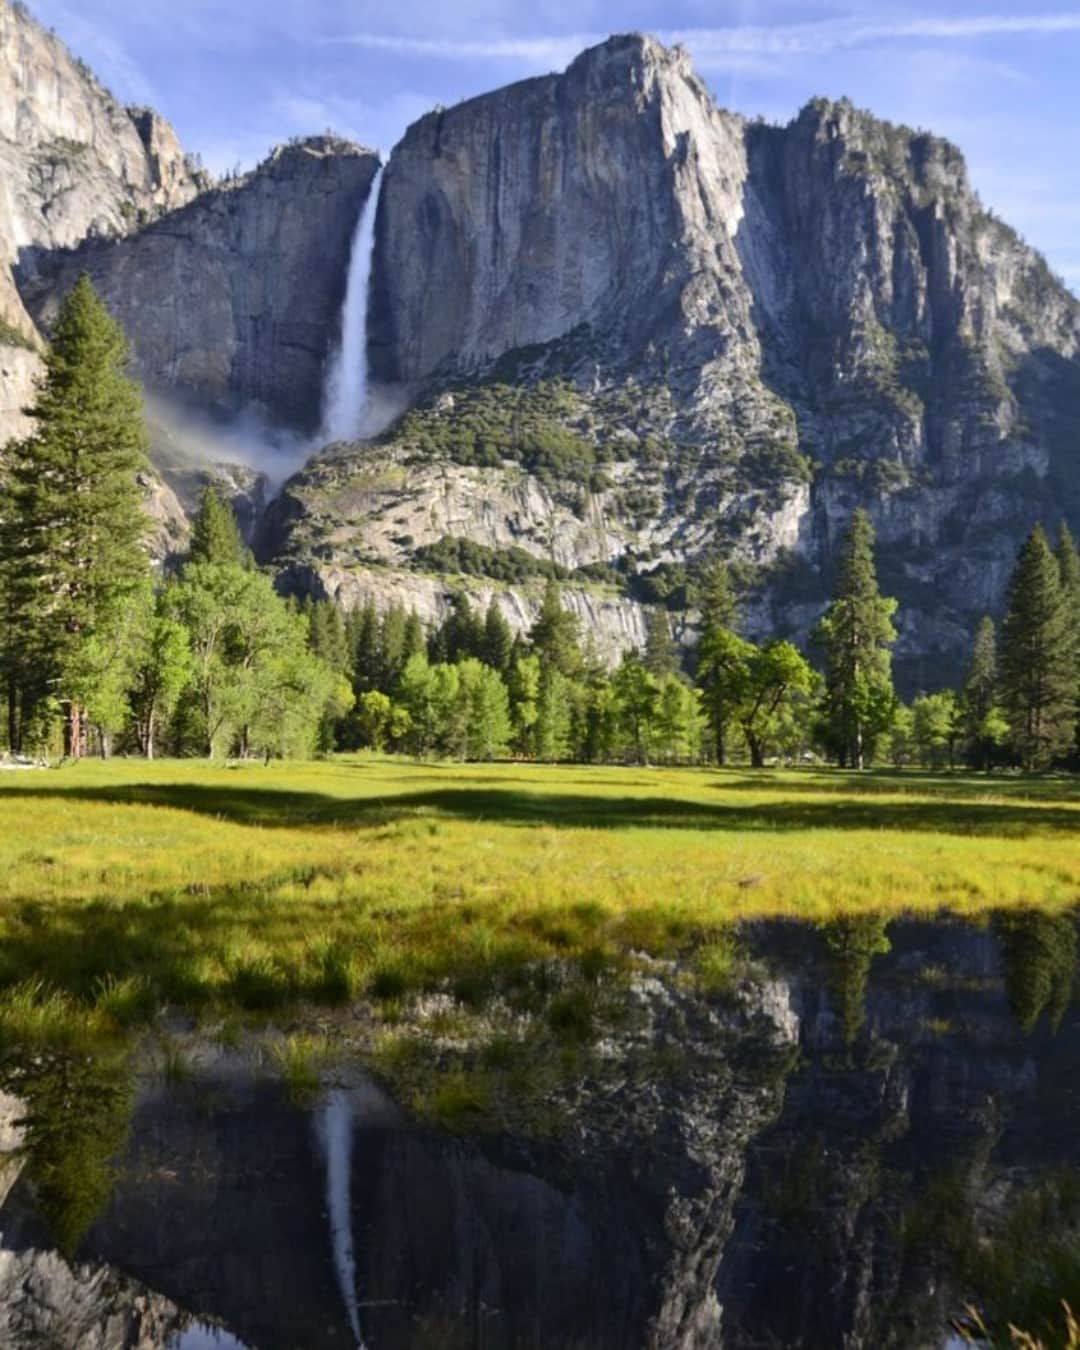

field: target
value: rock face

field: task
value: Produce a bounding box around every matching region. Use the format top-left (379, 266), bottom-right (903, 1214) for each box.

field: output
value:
top-left (0, 0), bottom-right (204, 440)
top-left (300, 32), bottom-right (1078, 680)
top-left (279, 558), bottom-right (661, 665)
top-left (0, 1244), bottom-right (187, 1350)
top-left (5, 20), bottom-right (1080, 674)
top-left (21, 139), bottom-right (381, 433)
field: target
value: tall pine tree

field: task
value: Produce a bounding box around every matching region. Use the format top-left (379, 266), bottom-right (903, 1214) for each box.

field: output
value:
top-left (813, 509), bottom-right (897, 769)
top-left (962, 616), bottom-right (1003, 770)
top-left (698, 559), bottom-right (739, 633)
top-left (0, 275), bottom-right (149, 756)
top-left (1056, 521), bottom-right (1080, 764)
top-left (695, 560), bottom-right (740, 766)
top-left (642, 608), bottom-right (677, 677)
top-left (1001, 524), bottom-right (1074, 769)
top-left (188, 485), bottom-right (247, 567)
top-left (481, 599), bottom-right (514, 674)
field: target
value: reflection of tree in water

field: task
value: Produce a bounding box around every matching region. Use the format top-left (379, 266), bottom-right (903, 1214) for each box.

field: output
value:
top-left (2, 1050), bottom-right (132, 1255)
top-left (820, 915), bottom-right (892, 1044)
top-left (994, 908), bottom-right (1078, 1035)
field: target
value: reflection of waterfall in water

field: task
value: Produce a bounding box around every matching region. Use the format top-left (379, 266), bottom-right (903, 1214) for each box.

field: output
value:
top-left (321, 167), bottom-right (384, 444)
top-left (168, 1323), bottom-right (250, 1349)
top-left (318, 1090), bottom-right (364, 1347)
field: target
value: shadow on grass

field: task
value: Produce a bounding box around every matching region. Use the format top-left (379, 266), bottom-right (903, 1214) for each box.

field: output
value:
top-left (0, 779), bottom-right (1078, 837)
top-left (715, 770), bottom-right (1080, 802)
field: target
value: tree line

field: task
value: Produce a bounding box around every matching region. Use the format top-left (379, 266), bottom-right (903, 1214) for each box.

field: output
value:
top-left (1, 276), bottom-right (1078, 771)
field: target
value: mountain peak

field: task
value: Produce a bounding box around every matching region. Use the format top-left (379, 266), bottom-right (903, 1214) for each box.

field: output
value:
top-left (564, 31), bottom-right (700, 93)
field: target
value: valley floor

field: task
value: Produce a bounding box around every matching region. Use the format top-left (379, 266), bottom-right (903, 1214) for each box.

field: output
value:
top-left (0, 756), bottom-right (1077, 1027)
top-left (2, 756), bottom-right (1079, 1346)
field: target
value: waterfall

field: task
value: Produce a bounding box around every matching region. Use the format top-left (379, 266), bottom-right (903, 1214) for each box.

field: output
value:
top-left (321, 166), bottom-right (383, 444)
top-left (317, 1090), bottom-right (365, 1348)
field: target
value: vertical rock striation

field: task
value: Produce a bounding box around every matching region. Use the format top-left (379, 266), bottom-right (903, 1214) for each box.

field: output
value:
top-left (5, 20), bottom-right (1080, 663)
top-left (0, 0), bottom-right (204, 440)
top-left (20, 140), bottom-right (381, 432)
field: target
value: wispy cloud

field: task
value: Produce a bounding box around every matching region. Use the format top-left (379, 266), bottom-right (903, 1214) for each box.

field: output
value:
top-left (320, 31), bottom-right (602, 66)
top-left (26, 0), bottom-right (159, 103)
top-left (669, 13), bottom-right (1080, 59)
top-left (322, 12), bottom-right (1080, 67)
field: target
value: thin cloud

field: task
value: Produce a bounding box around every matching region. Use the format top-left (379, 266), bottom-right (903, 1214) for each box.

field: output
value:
top-left (321, 31), bottom-right (602, 64)
top-left (669, 13), bottom-right (1080, 58)
top-left (25, 1), bottom-right (159, 104)
top-left (323, 12), bottom-right (1080, 65)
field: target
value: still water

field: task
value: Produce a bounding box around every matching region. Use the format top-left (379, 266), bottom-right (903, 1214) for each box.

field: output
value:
top-left (1, 909), bottom-right (1077, 1349)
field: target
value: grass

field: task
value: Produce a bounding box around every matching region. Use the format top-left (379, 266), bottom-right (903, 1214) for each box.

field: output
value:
top-left (0, 755), bottom-right (1075, 1254)
top-left (0, 756), bottom-right (1076, 1039)
top-left (269, 1033), bottom-right (331, 1105)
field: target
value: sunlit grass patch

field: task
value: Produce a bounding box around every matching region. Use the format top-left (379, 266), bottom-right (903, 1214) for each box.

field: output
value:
top-left (694, 933), bottom-right (742, 996)
top-left (0, 756), bottom-right (1074, 1049)
top-left (269, 1034), bottom-right (332, 1106)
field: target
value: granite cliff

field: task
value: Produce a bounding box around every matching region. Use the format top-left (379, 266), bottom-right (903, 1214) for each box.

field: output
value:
top-left (266, 34), bottom-right (1080, 680)
top-left (0, 0), bottom-right (203, 441)
top-left (5, 14), bottom-right (1080, 676)
top-left (21, 138), bottom-right (381, 433)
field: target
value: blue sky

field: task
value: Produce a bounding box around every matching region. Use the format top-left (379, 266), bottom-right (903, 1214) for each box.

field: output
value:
top-left (27, 1), bottom-right (1080, 292)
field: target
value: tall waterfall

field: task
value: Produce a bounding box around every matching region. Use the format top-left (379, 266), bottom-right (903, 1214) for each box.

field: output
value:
top-left (317, 1091), bottom-right (365, 1348)
top-left (321, 166), bottom-right (383, 444)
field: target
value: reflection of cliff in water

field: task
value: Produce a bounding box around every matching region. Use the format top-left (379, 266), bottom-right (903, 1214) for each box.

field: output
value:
top-left (1, 909), bottom-right (1078, 1350)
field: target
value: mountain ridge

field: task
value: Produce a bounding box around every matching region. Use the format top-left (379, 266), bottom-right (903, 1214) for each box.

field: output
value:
top-left (3, 9), bottom-right (1079, 684)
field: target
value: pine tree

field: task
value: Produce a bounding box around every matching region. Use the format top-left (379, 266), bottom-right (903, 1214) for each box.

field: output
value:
top-left (481, 599), bottom-right (514, 674)
top-left (307, 598), bottom-right (350, 676)
top-left (529, 578), bottom-right (582, 677)
top-left (698, 559), bottom-right (739, 634)
top-left (188, 485), bottom-right (246, 566)
top-left (401, 610), bottom-right (426, 669)
top-left (349, 600), bottom-right (381, 694)
top-left (1057, 521), bottom-right (1080, 619)
top-left (642, 608), bottom-right (677, 677)
top-left (0, 275), bottom-right (149, 756)
top-left (1056, 521), bottom-right (1080, 762)
top-left (1000, 524), bottom-right (1074, 769)
top-left (380, 603), bottom-right (411, 687)
top-left (962, 616), bottom-right (1000, 770)
top-left (435, 591), bottom-right (484, 664)
top-left (813, 509), bottom-right (897, 768)
top-left (695, 560), bottom-right (740, 765)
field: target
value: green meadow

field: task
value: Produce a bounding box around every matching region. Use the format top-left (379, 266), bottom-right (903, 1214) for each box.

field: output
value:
top-left (1, 754), bottom-right (1078, 1259)
top-left (0, 755), bottom-right (1077, 1038)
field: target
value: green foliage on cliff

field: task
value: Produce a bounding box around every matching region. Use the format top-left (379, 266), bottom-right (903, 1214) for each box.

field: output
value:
top-left (0, 316), bottom-right (37, 351)
top-left (394, 380), bottom-right (606, 491)
top-left (739, 439), bottom-right (813, 493)
top-left (412, 535), bottom-right (569, 584)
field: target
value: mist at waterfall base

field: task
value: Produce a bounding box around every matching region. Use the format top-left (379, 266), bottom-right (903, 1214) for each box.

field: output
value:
top-left (145, 165), bottom-right (396, 499)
